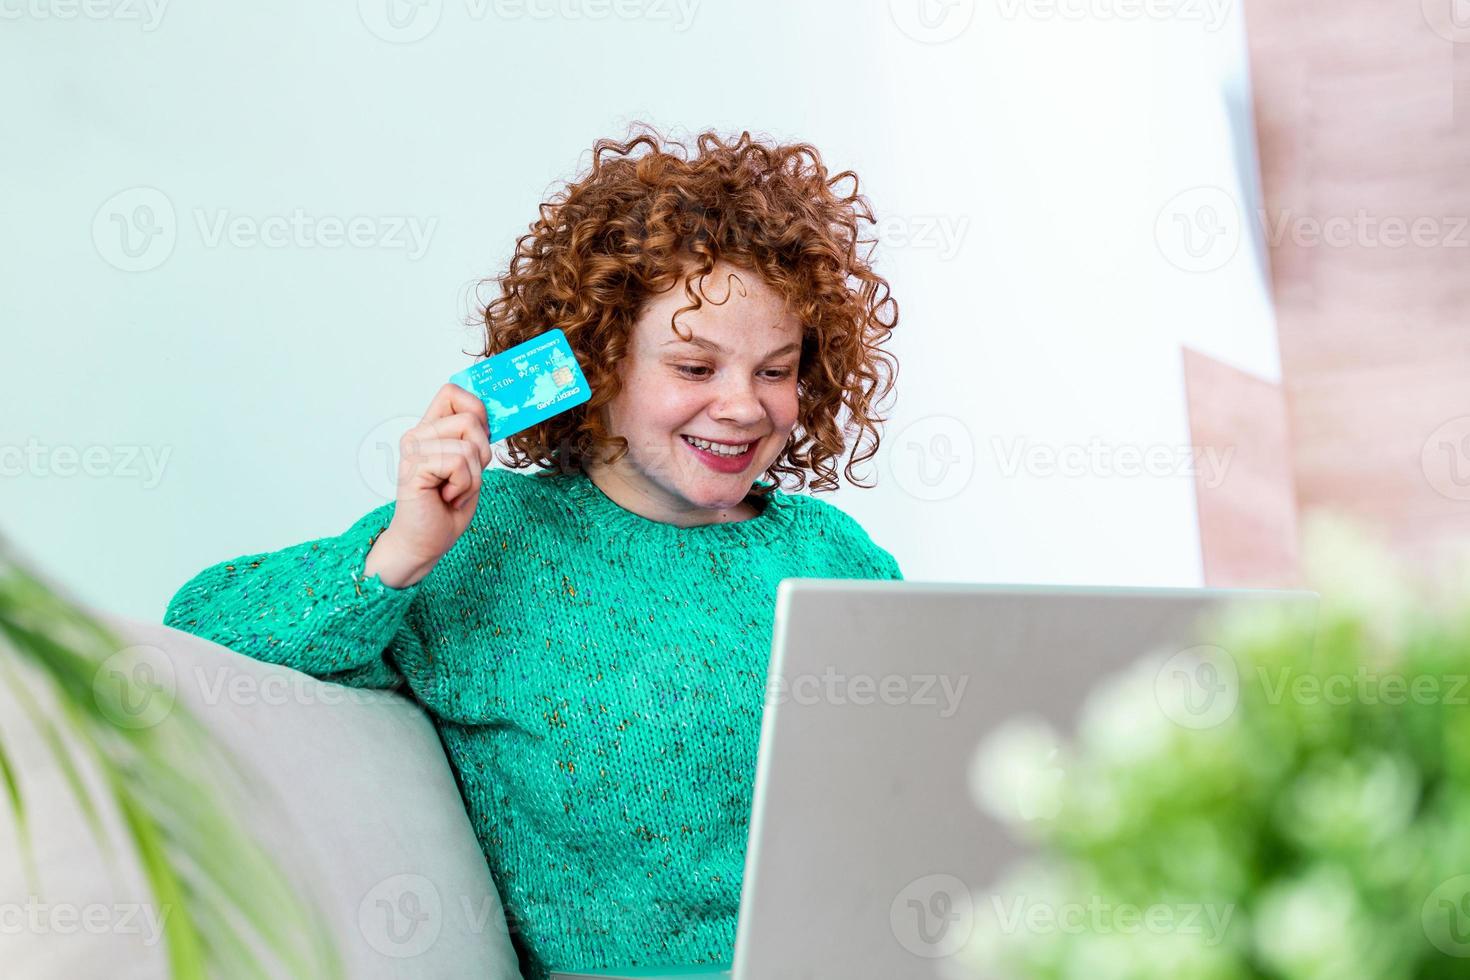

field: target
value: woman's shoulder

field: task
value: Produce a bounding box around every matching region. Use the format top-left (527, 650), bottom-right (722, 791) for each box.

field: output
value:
top-left (774, 485), bottom-right (866, 534)
top-left (471, 465), bottom-right (571, 525)
top-left (479, 464), bottom-right (557, 497)
top-left (773, 486), bottom-right (904, 580)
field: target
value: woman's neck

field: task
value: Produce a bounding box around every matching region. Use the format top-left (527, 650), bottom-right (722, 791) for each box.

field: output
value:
top-left (582, 461), bottom-right (760, 527)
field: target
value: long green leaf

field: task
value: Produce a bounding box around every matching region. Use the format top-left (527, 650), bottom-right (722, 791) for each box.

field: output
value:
top-left (0, 536), bottom-right (345, 980)
top-left (0, 725), bottom-right (35, 892)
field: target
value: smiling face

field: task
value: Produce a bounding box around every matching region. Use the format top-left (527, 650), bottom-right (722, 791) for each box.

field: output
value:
top-left (585, 260), bottom-right (803, 526)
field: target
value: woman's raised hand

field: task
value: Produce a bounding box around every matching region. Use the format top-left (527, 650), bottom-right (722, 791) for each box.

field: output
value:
top-left (364, 383), bottom-right (492, 588)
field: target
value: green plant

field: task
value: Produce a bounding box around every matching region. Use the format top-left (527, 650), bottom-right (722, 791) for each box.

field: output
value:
top-left (963, 515), bottom-right (1470, 980)
top-left (0, 537), bottom-right (344, 979)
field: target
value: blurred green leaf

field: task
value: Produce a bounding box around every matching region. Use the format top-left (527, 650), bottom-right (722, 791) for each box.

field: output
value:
top-left (965, 516), bottom-right (1470, 980)
top-left (0, 535), bottom-right (344, 980)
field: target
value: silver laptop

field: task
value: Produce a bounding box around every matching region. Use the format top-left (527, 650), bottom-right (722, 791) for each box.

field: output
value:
top-left (552, 580), bottom-right (1318, 980)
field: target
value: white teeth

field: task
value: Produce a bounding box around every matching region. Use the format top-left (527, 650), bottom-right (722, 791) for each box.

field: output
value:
top-left (683, 435), bottom-right (751, 457)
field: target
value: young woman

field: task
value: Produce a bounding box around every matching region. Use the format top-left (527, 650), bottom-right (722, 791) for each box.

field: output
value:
top-left (163, 124), bottom-right (903, 979)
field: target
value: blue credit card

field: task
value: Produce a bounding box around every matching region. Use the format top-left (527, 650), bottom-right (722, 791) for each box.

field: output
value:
top-left (449, 328), bottom-right (592, 441)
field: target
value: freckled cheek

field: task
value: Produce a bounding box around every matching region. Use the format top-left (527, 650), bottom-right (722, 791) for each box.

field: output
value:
top-left (646, 387), bottom-right (710, 433)
top-left (767, 388), bottom-right (800, 434)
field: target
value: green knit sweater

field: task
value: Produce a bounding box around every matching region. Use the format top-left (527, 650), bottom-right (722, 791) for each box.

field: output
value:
top-left (162, 465), bottom-right (903, 978)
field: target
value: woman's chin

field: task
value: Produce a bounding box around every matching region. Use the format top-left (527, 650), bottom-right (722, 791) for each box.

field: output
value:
top-left (672, 473), bottom-right (756, 511)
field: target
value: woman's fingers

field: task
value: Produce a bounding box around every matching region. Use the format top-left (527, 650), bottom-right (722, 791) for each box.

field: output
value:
top-left (415, 411), bottom-right (493, 470)
top-left (398, 436), bottom-right (483, 505)
top-left (427, 382), bottom-right (490, 433)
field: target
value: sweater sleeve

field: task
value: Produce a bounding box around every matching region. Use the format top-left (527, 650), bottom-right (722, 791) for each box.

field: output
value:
top-left (162, 501), bottom-right (425, 691)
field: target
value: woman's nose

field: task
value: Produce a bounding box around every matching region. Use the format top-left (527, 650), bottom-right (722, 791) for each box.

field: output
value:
top-left (710, 378), bottom-right (766, 425)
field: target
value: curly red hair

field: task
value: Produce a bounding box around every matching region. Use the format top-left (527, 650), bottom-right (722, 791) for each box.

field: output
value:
top-left (469, 122), bottom-right (899, 495)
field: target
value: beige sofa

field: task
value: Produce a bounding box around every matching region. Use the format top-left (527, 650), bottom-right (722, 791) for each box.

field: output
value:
top-left (0, 613), bottom-right (525, 979)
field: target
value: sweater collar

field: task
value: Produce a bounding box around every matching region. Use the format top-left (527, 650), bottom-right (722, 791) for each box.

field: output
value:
top-left (540, 468), bottom-right (797, 545)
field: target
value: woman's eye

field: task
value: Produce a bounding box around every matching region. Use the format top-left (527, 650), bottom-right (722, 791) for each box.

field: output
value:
top-left (674, 364), bottom-right (793, 380)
